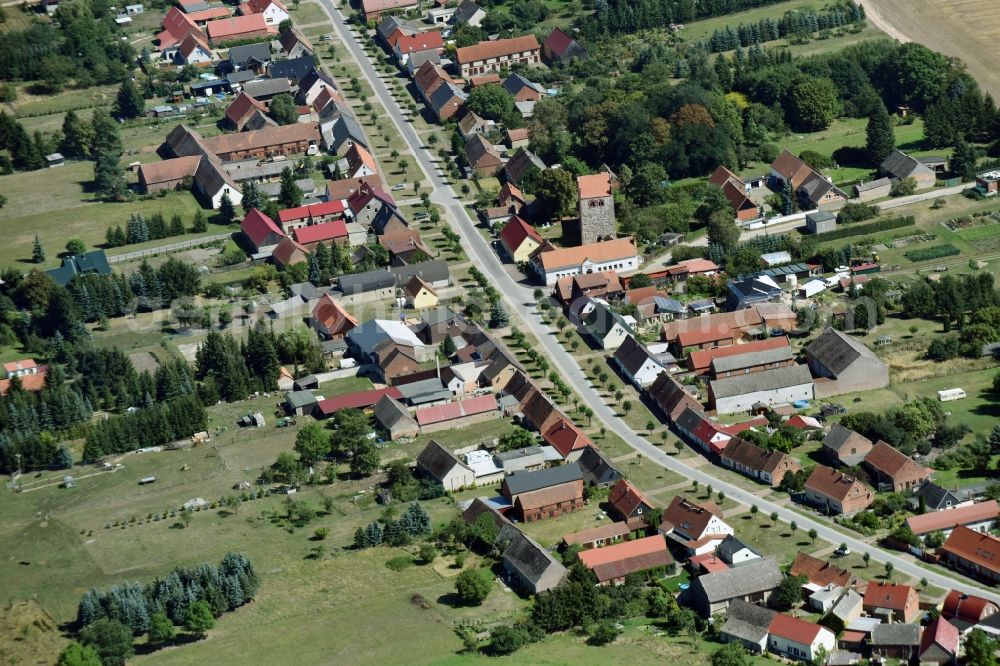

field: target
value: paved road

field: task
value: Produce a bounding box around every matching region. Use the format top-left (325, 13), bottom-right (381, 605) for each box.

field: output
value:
top-left (317, 0), bottom-right (1000, 603)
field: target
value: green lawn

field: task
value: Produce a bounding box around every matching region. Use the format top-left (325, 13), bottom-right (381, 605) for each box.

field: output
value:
top-left (678, 0), bottom-right (826, 41)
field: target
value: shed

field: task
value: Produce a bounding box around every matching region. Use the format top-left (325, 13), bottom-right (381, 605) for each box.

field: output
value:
top-left (285, 390), bottom-right (317, 416)
top-left (805, 211), bottom-right (836, 234)
top-left (46, 152), bottom-right (65, 168)
top-left (937, 388), bottom-right (966, 402)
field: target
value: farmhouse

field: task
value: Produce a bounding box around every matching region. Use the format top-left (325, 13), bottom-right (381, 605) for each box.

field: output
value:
top-left (310, 293), bottom-right (358, 339)
top-left (240, 208), bottom-right (284, 252)
top-left (768, 614), bottom-right (836, 663)
top-left (541, 417), bottom-right (591, 461)
top-left (607, 478), bottom-right (654, 527)
top-left (647, 372), bottom-right (702, 423)
top-left (708, 364), bottom-right (814, 415)
top-left (805, 327), bottom-right (889, 397)
top-left (770, 150), bottom-right (847, 210)
top-left (314, 386), bottom-right (402, 417)
top-left (911, 482), bottom-right (968, 512)
top-left (562, 522), bottom-right (630, 550)
top-left (939, 525), bottom-right (1000, 584)
top-left (496, 523), bottom-right (568, 594)
top-left (709, 165), bottom-right (761, 221)
top-left (554, 271), bottom-right (624, 305)
top-left (659, 495), bottom-right (733, 556)
top-left (720, 437), bottom-right (800, 487)
top-left (455, 35), bottom-right (540, 77)
top-left (501, 464), bottom-right (584, 522)
top-left (542, 26), bottom-right (587, 65)
top-left (499, 215), bottom-right (543, 264)
top-left (854, 177), bottom-right (892, 202)
top-left (580, 302), bottom-right (634, 350)
top-left (863, 441), bottom-right (930, 492)
top-left (942, 589), bottom-right (999, 627)
top-left (415, 394), bottom-right (497, 433)
top-left (578, 536), bottom-right (675, 586)
top-left (403, 275), bottom-right (438, 310)
top-left (501, 147), bottom-right (545, 187)
top-left (709, 344), bottom-right (795, 379)
top-left (880, 149), bottom-right (937, 190)
top-left (530, 237), bottom-right (640, 286)
top-left (720, 600), bottom-right (776, 653)
top-left (790, 552), bottom-right (858, 589)
top-left (360, 0), bottom-right (418, 22)
top-left (906, 500), bottom-right (999, 539)
top-left (415, 440), bottom-right (475, 491)
top-left (919, 617), bottom-right (960, 665)
top-left (687, 336), bottom-right (790, 375)
top-left (271, 237), bottom-right (307, 269)
top-left (803, 465), bottom-right (873, 515)
top-left (717, 535), bottom-right (762, 566)
top-left (614, 335), bottom-right (667, 388)
top-left (205, 14), bottom-right (271, 45)
top-left (464, 134), bottom-right (503, 177)
top-left (863, 581), bottom-right (920, 623)
top-left (822, 424), bottom-right (873, 467)
top-left (373, 395), bottom-right (419, 440)
top-left (685, 558), bottom-right (784, 616)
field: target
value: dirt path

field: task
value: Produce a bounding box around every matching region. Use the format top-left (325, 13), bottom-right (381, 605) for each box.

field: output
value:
top-left (859, 0), bottom-right (1000, 99)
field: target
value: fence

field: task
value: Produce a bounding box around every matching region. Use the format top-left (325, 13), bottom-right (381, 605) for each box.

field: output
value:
top-left (108, 233), bottom-right (233, 263)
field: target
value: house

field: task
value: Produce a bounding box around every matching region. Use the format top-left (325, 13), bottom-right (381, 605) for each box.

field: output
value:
top-left (156, 7), bottom-right (204, 50)
top-left (853, 177), bottom-right (892, 202)
top-left (880, 149), bottom-right (937, 190)
top-left (228, 42), bottom-right (271, 71)
top-left (501, 464), bottom-right (584, 522)
top-left (239, 78), bottom-right (293, 102)
top-left (296, 68), bottom-right (337, 107)
top-left (498, 215), bottom-right (543, 264)
top-left (822, 424), bottom-right (873, 467)
top-left (720, 599), bottom-right (777, 653)
top-left (768, 614), bottom-right (837, 663)
top-left (199, 122), bottom-right (320, 161)
top-left (429, 82), bottom-right (467, 121)
top-left (347, 182), bottom-right (408, 235)
top-left (976, 170), bottom-right (1000, 196)
top-left (271, 236), bottom-right (308, 269)
top-left (340, 143), bottom-right (377, 180)
top-left (576, 446), bottom-right (621, 488)
top-left (665, 257), bottom-right (719, 283)
top-left (910, 482), bottom-right (968, 512)
top-left (578, 536), bottom-right (675, 585)
top-left (322, 114), bottom-right (369, 155)
top-left (206, 14), bottom-right (271, 45)
top-left (562, 522), bottom-right (630, 550)
top-left (614, 336), bottom-right (666, 388)
top-left (942, 589), bottom-right (999, 629)
top-left (239, 0), bottom-right (287, 25)
top-left (530, 237), bottom-right (640, 286)
top-left (393, 30), bottom-right (444, 66)
top-left (492, 446), bottom-right (546, 474)
top-left (413, 60), bottom-right (452, 102)
top-left (310, 293), bottom-right (358, 339)
top-left (709, 344), bottom-right (795, 379)
top-left (541, 417), bottom-right (591, 461)
top-left (280, 25), bottom-right (314, 58)
top-left (939, 525), bottom-right (1000, 584)
top-left (496, 523), bottom-right (568, 594)
top-left (360, 0), bottom-right (418, 22)
top-left (0, 360), bottom-right (48, 395)
top-left (919, 617), bottom-right (960, 665)
top-left (403, 275), bottom-right (438, 310)
top-left (805, 210), bottom-right (837, 234)
top-left (870, 623), bottom-right (920, 661)
top-left (580, 302), bottom-right (634, 351)
top-left (346, 319), bottom-right (429, 364)
top-left (684, 557), bottom-right (784, 616)
top-left (224, 92), bottom-right (274, 131)
top-left (726, 275), bottom-right (782, 310)
top-left (863, 440), bottom-right (931, 492)
top-left (452, 0), bottom-right (485, 26)
top-left (505, 127), bottom-right (529, 150)
top-left (688, 337), bottom-right (790, 375)
top-left (647, 374), bottom-right (701, 425)
top-left (542, 26), bottom-right (587, 65)
top-left (554, 271), bottom-right (624, 305)
top-left (708, 364), bottom-right (814, 415)
top-left (770, 150), bottom-right (847, 210)
top-left (292, 219), bottom-right (349, 250)
top-left (907, 500), bottom-right (998, 540)
top-left (313, 386), bottom-right (402, 417)
top-left (805, 327), bottom-right (889, 397)
top-left (709, 165), bottom-right (761, 221)
top-left (372, 395), bottom-right (419, 440)
top-left (717, 535), bottom-right (762, 566)
top-left (790, 552), bottom-right (858, 589)
top-left (455, 35), bottom-right (540, 77)
top-left (827, 589), bottom-right (864, 631)
top-left (501, 147), bottom-right (545, 187)
top-left (607, 479), bottom-right (654, 527)
top-left (416, 440), bottom-right (475, 490)
top-left (175, 32), bottom-right (213, 65)
top-left (380, 230), bottom-right (435, 264)
top-left (804, 465), bottom-right (873, 515)
top-left (719, 437), bottom-right (801, 487)
top-left (464, 134), bottom-right (503, 177)
top-left (457, 111), bottom-right (494, 141)
top-left (862, 581), bottom-right (920, 623)
top-left (660, 495), bottom-right (734, 556)
top-left (502, 73), bottom-right (546, 103)
top-left (415, 394), bottom-right (498, 432)
top-left (241, 208), bottom-right (284, 252)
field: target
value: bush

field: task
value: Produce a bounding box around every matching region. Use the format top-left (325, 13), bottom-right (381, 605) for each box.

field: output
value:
top-left (799, 150), bottom-right (834, 170)
top-left (385, 555), bottom-right (413, 571)
top-left (891, 177), bottom-right (918, 196)
top-left (904, 244), bottom-right (960, 262)
top-left (455, 568), bottom-right (492, 605)
top-left (837, 202), bottom-right (879, 225)
top-left (927, 336), bottom-right (959, 361)
top-left (813, 216), bottom-right (914, 242)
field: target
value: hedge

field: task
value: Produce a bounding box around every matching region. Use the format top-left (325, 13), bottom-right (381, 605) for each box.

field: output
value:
top-left (813, 216), bottom-right (915, 242)
top-left (904, 244), bottom-right (961, 262)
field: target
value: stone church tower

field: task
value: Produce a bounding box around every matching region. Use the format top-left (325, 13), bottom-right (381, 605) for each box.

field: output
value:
top-left (577, 173), bottom-right (616, 245)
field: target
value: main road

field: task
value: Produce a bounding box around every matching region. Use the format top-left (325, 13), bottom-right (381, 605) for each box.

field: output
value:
top-left (315, 0), bottom-right (1000, 604)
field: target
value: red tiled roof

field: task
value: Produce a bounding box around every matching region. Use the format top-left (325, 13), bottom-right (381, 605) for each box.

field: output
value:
top-left (271, 236), bottom-right (307, 266)
top-left (864, 440), bottom-right (929, 481)
top-left (242, 0), bottom-right (287, 13)
top-left (346, 143), bottom-right (378, 174)
top-left (840, 630), bottom-right (866, 644)
top-left (187, 6), bottom-right (230, 22)
top-left (690, 342), bottom-right (790, 376)
top-left (293, 220), bottom-right (349, 245)
top-left (311, 293), bottom-right (358, 336)
top-left (455, 35), bottom-right (539, 65)
top-left (661, 495), bottom-right (723, 539)
top-left (0, 367), bottom-right (48, 396)
top-left (577, 535), bottom-right (674, 583)
top-left (862, 581), bottom-right (916, 612)
top-left (395, 30), bottom-right (444, 54)
top-left (942, 589), bottom-right (998, 623)
top-left (907, 500), bottom-right (999, 535)
top-left (768, 614), bottom-right (826, 645)
top-left (541, 417), bottom-right (592, 458)
top-left (499, 215), bottom-right (542, 253)
top-left (543, 27), bottom-right (574, 57)
top-left (940, 525), bottom-right (1000, 575)
top-left (157, 7), bottom-right (204, 48)
top-left (666, 258), bottom-right (719, 276)
top-left (225, 91), bottom-right (266, 126)
top-left (608, 479), bottom-right (652, 520)
top-left (316, 387), bottom-right (402, 415)
top-left (577, 172), bottom-right (612, 199)
top-left (690, 552), bottom-right (729, 573)
top-left (415, 394), bottom-right (497, 426)
top-left (562, 521), bottom-right (630, 547)
top-left (240, 208), bottom-right (284, 246)
top-left (139, 156), bottom-right (201, 185)
top-left (206, 14), bottom-right (269, 40)
top-left (790, 552), bottom-right (856, 588)
top-left (920, 617), bottom-right (959, 658)
top-left (676, 327), bottom-right (735, 349)
top-left (804, 465), bottom-right (872, 504)
top-left (4, 359), bottom-right (37, 374)
top-left (326, 175), bottom-right (381, 201)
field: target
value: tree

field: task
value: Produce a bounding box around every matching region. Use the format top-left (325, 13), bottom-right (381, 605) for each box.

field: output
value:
top-left (707, 209), bottom-right (740, 253)
top-left (964, 629), bottom-right (996, 666)
top-left (770, 575), bottom-right (806, 610)
top-left (490, 298), bottom-right (509, 328)
top-left (712, 642), bottom-right (750, 666)
top-left (114, 79), bottom-right (144, 119)
top-left (465, 84), bottom-right (516, 122)
top-left (533, 168), bottom-right (576, 221)
top-left (268, 93), bottom-right (299, 125)
top-left (57, 643), bottom-right (102, 666)
top-left (79, 618), bottom-right (134, 666)
top-left (60, 109), bottom-right (94, 159)
top-left (219, 191), bottom-right (236, 224)
top-left (789, 77), bottom-right (839, 132)
top-left (241, 180), bottom-right (262, 212)
top-left (884, 561), bottom-right (894, 578)
top-left (589, 620), bottom-right (621, 646)
top-left (790, 520), bottom-right (797, 533)
top-left (808, 528), bottom-right (818, 543)
top-left (951, 137), bottom-right (978, 181)
top-left (865, 102), bottom-right (895, 164)
top-left (770, 511), bottom-right (778, 523)
top-left (147, 611), bottom-right (175, 645)
top-left (890, 177), bottom-right (917, 196)
top-left (350, 440), bottom-right (380, 477)
top-left (183, 600), bottom-right (215, 636)
top-left (191, 209), bottom-right (207, 233)
top-left (862, 552), bottom-right (870, 567)
top-left (294, 422), bottom-right (331, 465)
top-left (93, 150), bottom-right (126, 200)
top-left (279, 167), bottom-right (303, 208)
top-left (455, 568), bottom-right (492, 605)
top-left (32, 235), bottom-right (45, 263)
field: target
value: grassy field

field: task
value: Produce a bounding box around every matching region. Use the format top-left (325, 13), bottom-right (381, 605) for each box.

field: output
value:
top-left (678, 0), bottom-right (830, 41)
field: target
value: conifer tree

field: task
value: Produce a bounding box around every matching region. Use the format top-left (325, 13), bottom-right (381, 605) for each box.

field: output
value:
top-left (32, 235), bottom-right (45, 263)
top-left (219, 191), bottom-right (236, 224)
top-left (865, 102), bottom-right (895, 164)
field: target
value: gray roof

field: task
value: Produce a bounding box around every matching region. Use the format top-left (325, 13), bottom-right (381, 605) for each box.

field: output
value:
top-left (710, 346), bottom-right (793, 374)
top-left (285, 390), bottom-right (316, 409)
top-left (881, 149), bottom-right (935, 181)
top-left (396, 378), bottom-right (451, 405)
top-left (806, 210), bottom-right (836, 223)
top-left (226, 70), bottom-right (257, 85)
top-left (229, 43), bottom-right (271, 67)
top-left (823, 424), bottom-right (871, 453)
top-left (267, 55), bottom-right (316, 83)
top-left (391, 259), bottom-right (449, 286)
top-left (376, 15), bottom-right (419, 41)
top-left (502, 147), bottom-right (545, 185)
top-left (416, 440), bottom-right (468, 480)
top-left (721, 599), bottom-right (777, 644)
top-left (806, 328), bottom-right (884, 376)
top-left (614, 335), bottom-right (660, 376)
top-left (241, 78), bottom-right (292, 98)
top-left (911, 481), bottom-right (965, 510)
top-left (338, 269), bottom-right (396, 295)
top-left (502, 73), bottom-right (545, 97)
top-left (224, 159), bottom-right (288, 181)
top-left (289, 281), bottom-right (322, 299)
top-left (583, 303), bottom-right (635, 340)
top-left (829, 589), bottom-right (863, 622)
top-left (504, 462), bottom-right (582, 496)
top-left (692, 558), bottom-right (784, 603)
top-left (675, 406), bottom-right (706, 433)
top-left (717, 535), bottom-right (761, 563)
top-left (709, 364), bottom-right (813, 400)
top-left (45, 250), bottom-right (112, 286)
top-left (494, 446), bottom-right (543, 462)
top-left (429, 82), bottom-right (467, 114)
top-left (577, 446), bottom-right (621, 486)
top-left (854, 177), bottom-right (891, 193)
top-left (497, 523), bottom-right (567, 589)
top-left (871, 622), bottom-right (920, 646)
top-left (452, 0), bottom-right (484, 24)
top-left (373, 394), bottom-right (416, 430)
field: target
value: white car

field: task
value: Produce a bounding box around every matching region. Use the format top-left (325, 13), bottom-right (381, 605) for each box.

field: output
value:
top-left (835, 545), bottom-right (851, 556)
top-left (391, 183), bottom-right (406, 191)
